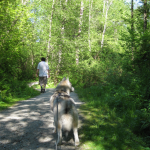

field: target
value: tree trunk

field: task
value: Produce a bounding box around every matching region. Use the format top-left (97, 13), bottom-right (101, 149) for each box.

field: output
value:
top-left (102, 0), bottom-right (106, 16)
top-left (131, 0), bottom-right (134, 60)
top-left (88, 0), bottom-right (93, 52)
top-left (142, 0), bottom-right (148, 61)
top-left (58, 0), bottom-right (67, 65)
top-left (47, 0), bottom-right (55, 63)
top-left (143, 0), bottom-right (147, 31)
top-left (21, 0), bottom-right (28, 5)
top-left (95, 0), bottom-right (112, 59)
top-left (101, 0), bottom-right (112, 49)
top-left (76, 1), bottom-right (84, 65)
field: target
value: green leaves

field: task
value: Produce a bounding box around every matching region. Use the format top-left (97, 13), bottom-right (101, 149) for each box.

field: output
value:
top-left (0, 0), bottom-right (38, 81)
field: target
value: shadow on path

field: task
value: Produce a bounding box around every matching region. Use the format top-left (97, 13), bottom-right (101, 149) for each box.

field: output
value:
top-left (0, 89), bottom-right (84, 150)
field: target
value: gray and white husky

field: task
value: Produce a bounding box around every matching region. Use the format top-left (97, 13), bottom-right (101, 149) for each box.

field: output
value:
top-left (50, 77), bottom-right (79, 146)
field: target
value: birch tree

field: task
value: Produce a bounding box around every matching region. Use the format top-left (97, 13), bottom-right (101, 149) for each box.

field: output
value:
top-left (101, 0), bottom-right (113, 49)
top-left (88, 0), bottom-right (93, 52)
top-left (47, 0), bottom-right (55, 63)
top-left (76, 0), bottom-right (84, 65)
top-left (131, 0), bottom-right (134, 60)
top-left (95, 0), bottom-right (112, 59)
top-left (143, 0), bottom-right (147, 31)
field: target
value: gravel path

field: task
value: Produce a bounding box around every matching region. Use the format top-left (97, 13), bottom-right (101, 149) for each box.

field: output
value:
top-left (0, 89), bottom-right (84, 150)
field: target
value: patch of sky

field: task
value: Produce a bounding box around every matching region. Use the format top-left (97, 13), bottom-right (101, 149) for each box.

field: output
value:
top-left (125, 0), bottom-right (143, 9)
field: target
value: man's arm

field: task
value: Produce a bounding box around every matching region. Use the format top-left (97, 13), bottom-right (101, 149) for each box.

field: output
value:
top-left (47, 69), bottom-right (50, 78)
top-left (36, 69), bottom-right (39, 77)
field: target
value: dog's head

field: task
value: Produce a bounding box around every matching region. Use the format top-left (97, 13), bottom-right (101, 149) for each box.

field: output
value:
top-left (56, 77), bottom-right (74, 95)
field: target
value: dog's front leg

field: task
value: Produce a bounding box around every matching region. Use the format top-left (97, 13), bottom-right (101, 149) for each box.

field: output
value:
top-left (73, 127), bottom-right (79, 146)
top-left (50, 95), bottom-right (55, 111)
top-left (56, 128), bottom-right (62, 146)
top-left (53, 122), bottom-right (56, 133)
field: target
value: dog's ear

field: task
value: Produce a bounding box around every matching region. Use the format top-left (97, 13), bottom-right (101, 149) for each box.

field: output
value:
top-left (71, 87), bottom-right (74, 92)
top-left (67, 77), bottom-right (69, 81)
top-left (62, 77), bottom-right (66, 81)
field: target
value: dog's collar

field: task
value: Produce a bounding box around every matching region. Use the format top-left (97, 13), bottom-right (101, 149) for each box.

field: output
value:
top-left (55, 91), bottom-right (70, 98)
top-left (58, 94), bottom-right (70, 98)
top-left (60, 95), bottom-right (70, 98)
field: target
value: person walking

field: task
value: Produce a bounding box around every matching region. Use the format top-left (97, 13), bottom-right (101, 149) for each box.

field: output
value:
top-left (36, 57), bottom-right (50, 93)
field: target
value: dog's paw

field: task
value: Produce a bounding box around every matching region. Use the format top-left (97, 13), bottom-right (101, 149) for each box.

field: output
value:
top-left (75, 141), bottom-right (80, 146)
top-left (56, 141), bottom-right (62, 146)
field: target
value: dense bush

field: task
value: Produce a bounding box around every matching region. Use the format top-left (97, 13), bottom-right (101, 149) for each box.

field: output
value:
top-left (0, 79), bottom-right (40, 110)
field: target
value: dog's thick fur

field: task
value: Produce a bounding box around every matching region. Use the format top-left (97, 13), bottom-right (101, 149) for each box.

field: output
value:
top-left (50, 77), bottom-right (79, 146)
top-left (55, 77), bottom-right (74, 95)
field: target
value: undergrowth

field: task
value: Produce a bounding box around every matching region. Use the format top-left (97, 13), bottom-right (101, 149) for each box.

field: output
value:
top-left (0, 80), bottom-right (40, 111)
top-left (76, 73), bottom-right (150, 150)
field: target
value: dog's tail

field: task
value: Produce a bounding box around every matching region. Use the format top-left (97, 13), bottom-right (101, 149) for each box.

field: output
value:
top-left (62, 99), bottom-right (75, 131)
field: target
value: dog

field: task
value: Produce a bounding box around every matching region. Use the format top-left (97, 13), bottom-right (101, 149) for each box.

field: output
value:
top-left (50, 77), bottom-right (79, 146)
top-left (50, 77), bottom-right (74, 111)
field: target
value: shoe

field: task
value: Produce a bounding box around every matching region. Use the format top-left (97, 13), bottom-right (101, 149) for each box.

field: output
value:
top-left (41, 86), bottom-right (43, 93)
top-left (41, 89), bottom-right (45, 93)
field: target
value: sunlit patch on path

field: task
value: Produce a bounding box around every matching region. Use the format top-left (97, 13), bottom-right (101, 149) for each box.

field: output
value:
top-left (0, 89), bottom-right (84, 150)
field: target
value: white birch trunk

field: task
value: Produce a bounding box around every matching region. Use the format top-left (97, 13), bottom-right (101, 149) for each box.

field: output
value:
top-left (88, 0), bottom-right (93, 52)
top-left (103, 0), bottom-right (106, 16)
top-left (47, 0), bottom-right (55, 63)
top-left (131, 0), bottom-right (134, 60)
top-left (95, 0), bottom-right (112, 59)
top-left (101, 0), bottom-right (112, 49)
top-left (58, 0), bottom-right (67, 64)
top-left (21, 0), bottom-right (28, 5)
top-left (58, 25), bottom-right (65, 64)
top-left (76, 1), bottom-right (84, 65)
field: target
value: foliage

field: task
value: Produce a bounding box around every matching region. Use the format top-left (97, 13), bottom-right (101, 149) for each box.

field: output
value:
top-left (1, 0), bottom-right (150, 149)
top-left (0, 80), bottom-right (40, 111)
top-left (76, 72), bottom-right (150, 149)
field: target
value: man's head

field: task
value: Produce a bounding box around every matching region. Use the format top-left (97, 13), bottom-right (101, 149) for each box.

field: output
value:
top-left (41, 57), bottom-right (46, 61)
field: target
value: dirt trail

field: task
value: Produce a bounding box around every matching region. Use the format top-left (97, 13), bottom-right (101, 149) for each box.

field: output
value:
top-left (0, 89), bottom-right (84, 150)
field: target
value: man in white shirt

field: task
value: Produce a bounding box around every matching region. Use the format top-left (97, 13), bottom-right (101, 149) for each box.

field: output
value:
top-left (36, 57), bottom-right (50, 93)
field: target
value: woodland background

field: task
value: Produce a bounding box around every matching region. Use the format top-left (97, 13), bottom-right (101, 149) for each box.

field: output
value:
top-left (0, 0), bottom-right (150, 149)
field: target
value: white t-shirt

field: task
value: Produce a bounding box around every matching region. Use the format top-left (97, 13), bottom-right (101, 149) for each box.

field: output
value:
top-left (37, 61), bottom-right (49, 77)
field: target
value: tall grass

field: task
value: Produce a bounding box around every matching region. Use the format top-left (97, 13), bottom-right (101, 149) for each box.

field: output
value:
top-left (75, 70), bottom-right (150, 150)
top-left (0, 80), bottom-right (40, 111)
